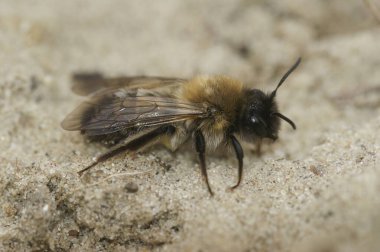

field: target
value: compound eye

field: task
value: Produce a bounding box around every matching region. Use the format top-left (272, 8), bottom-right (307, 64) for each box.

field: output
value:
top-left (251, 116), bottom-right (267, 127)
top-left (250, 115), bottom-right (267, 136)
top-left (251, 116), bottom-right (258, 124)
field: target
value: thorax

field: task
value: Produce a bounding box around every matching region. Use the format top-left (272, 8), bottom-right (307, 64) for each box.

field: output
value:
top-left (178, 76), bottom-right (244, 149)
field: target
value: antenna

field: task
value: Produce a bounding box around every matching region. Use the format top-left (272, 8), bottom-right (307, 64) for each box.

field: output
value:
top-left (270, 57), bottom-right (301, 99)
top-left (272, 112), bottom-right (296, 130)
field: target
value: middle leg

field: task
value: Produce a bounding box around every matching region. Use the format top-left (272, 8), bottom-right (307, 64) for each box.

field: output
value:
top-left (230, 135), bottom-right (244, 190)
top-left (194, 130), bottom-right (213, 196)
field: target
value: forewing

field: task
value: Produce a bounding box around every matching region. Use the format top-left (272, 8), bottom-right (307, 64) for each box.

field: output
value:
top-left (71, 73), bottom-right (187, 96)
top-left (61, 89), bottom-right (207, 136)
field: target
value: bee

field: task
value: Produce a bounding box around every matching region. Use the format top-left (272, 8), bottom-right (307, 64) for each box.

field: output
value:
top-left (62, 58), bottom-right (301, 195)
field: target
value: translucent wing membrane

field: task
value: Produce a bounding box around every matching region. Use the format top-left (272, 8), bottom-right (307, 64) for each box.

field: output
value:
top-left (61, 90), bottom-right (207, 136)
top-left (71, 73), bottom-right (187, 96)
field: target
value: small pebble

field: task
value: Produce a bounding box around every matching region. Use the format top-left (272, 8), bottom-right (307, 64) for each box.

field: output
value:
top-left (125, 182), bottom-right (139, 193)
top-left (68, 230), bottom-right (80, 237)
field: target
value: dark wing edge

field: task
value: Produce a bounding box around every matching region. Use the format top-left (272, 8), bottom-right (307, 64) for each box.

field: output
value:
top-left (71, 73), bottom-right (187, 96)
top-left (61, 92), bottom-right (207, 136)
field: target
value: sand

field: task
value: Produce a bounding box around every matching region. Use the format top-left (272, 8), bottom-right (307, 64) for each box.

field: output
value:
top-left (1, 0), bottom-right (379, 251)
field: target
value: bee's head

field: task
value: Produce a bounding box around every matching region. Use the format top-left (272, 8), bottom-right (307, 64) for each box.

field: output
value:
top-left (238, 58), bottom-right (300, 141)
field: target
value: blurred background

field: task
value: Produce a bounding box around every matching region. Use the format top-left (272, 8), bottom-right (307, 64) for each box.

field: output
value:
top-left (0, 1), bottom-right (379, 251)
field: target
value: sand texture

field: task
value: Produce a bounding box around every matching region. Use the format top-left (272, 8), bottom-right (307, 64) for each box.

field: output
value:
top-left (1, 1), bottom-right (380, 251)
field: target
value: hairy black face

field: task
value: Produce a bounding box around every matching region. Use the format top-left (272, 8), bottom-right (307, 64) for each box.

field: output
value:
top-left (238, 89), bottom-right (281, 141)
top-left (237, 58), bottom-right (299, 142)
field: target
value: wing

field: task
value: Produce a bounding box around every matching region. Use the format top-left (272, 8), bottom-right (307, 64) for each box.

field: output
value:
top-left (61, 89), bottom-right (208, 136)
top-left (71, 73), bottom-right (187, 96)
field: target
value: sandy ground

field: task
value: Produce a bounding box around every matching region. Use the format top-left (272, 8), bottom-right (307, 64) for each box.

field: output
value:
top-left (1, 0), bottom-right (380, 251)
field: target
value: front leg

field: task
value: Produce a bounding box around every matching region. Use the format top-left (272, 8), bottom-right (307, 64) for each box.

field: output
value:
top-left (194, 130), bottom-right (214, 196)
top-left (230, 135), bottom-right (244, 190)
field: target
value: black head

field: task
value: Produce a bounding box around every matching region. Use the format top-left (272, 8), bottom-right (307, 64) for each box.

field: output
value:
top-left (238, 58), bottom-right (300, 141)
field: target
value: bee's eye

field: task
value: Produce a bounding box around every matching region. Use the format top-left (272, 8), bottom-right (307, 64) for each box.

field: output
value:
top-left (251, 115), bottom-right (267, 128)
top-left (251, 116), bottom-right (258, 124)
top-left (249, 115), bottom-right (267, 137)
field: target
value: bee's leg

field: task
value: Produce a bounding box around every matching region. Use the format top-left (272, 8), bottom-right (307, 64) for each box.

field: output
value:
top-left (255, 139), bottom-right (262, 157)
top-left (230, 135), bottom-right (244, 190)
top-left (78, 127), bottom-right (171, 176)
top-left (194, 130), bottom-right (214, 196)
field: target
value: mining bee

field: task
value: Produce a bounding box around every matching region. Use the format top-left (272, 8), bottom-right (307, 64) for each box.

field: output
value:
top-left (62, 58), bottom-right (301, 195)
